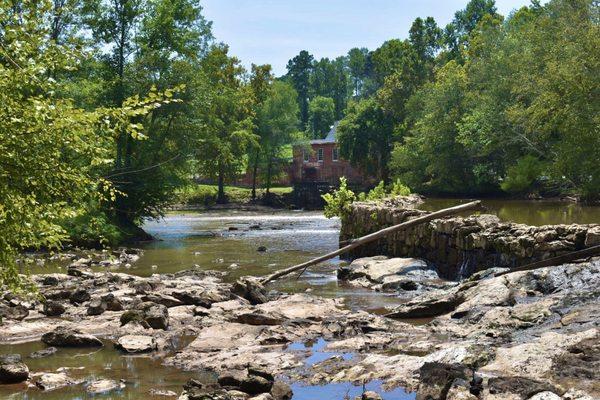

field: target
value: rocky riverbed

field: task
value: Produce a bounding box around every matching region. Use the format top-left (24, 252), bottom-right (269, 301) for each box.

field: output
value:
top-left (1, 253), bottom-right (599, 399)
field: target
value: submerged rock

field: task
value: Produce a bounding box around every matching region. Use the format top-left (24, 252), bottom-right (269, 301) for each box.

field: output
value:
top-left (29, 347), bottom-right (58, 359)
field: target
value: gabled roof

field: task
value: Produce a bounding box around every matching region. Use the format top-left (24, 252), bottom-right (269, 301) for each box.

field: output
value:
top-left (310, 121), bottom-right (339, 145)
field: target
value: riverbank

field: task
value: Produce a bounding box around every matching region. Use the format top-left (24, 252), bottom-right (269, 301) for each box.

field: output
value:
top-left (1, 257), bottom-right (598, 399)
top-left (3, 206), bottom-right (600, 399)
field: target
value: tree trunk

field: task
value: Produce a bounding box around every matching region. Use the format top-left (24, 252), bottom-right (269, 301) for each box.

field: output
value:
top-left (217, 163), bottom-right (226, 204)
top-left (251, 149), bottom-right (259, 200)
top-left (265, 152), bottom-right (273, 196)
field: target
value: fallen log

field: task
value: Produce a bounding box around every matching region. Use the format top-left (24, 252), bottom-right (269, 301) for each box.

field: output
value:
top-left (261, 200), bottom-right (482, 284)
top-left (494, 244), bottom-right (600, 277)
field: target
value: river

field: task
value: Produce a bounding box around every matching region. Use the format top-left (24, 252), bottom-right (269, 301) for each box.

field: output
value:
top-left (4, 199), bottom-right (599, 399)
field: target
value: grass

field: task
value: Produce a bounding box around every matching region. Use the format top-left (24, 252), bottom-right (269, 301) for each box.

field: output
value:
top-left (174, 184), bottom-right (293, 206)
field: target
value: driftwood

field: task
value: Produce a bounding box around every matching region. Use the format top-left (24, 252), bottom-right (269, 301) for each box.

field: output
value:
top-left (260, 200), bottom-right (482, 284)
top-left (494, 244), bottom-right (600, 277)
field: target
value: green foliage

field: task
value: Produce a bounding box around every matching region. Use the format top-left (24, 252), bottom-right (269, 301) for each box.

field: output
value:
top-left (256, 81), bottom-right (300, 194)
top-left (0, 0), bottom-right (176, 288)
top-left (175, 185), bottom-right (292, 206)
top-left (338, 98), bottom-right (396, 183)
top-left (501, 156), bottom-right (545, 194)
top-left (307, 96), bottom-right (335, 138)
top-left (323, 178), bottom-right (411, 219)
top-left (196, 44), bottom-right (257, 204)
top-left (61, 207), bottom-right (124, 248)
top-left (322, 178), bottom-right (357, 220)
top-left (389, 179), bottom-right (412, 197)
top-left (285, 50), bottom-right (314, 128)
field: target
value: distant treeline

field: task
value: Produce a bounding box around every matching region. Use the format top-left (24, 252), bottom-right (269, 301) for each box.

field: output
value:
top-left (281, 0), bottom-right (599, 199)
top-left (0, 0), bottom-right (598, 289)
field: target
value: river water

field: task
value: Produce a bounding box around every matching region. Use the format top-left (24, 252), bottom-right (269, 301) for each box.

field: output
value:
top-left (4, 199), bottom-right (599, 399)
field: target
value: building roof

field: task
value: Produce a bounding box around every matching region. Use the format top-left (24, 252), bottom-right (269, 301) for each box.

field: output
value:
top-left (310, 121), bottom-right (339, 145)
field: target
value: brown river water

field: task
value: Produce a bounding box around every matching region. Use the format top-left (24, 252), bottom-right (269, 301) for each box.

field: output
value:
top-left (2, 199), bottom-right (599, 399)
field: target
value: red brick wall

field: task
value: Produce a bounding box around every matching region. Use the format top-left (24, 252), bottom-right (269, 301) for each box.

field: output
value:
top-left (291, 143), bottom-right (366, 185)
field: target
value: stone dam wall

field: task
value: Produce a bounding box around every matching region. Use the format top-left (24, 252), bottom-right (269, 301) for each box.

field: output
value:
top-left (340, 201), bottom-right (600, 280)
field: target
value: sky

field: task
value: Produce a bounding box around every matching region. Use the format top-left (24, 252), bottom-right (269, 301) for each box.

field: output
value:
top-left (201, 0), bottom-right (539, 76)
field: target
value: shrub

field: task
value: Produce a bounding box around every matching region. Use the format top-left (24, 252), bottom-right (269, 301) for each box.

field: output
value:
top-left (323, 178), bottom-right (412, 219)
top-left (501, 156), bottom-right (545, 194)
top-left (322, 178), bottom-right (357, 219)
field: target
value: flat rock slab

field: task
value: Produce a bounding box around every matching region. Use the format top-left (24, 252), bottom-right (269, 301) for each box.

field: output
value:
top-left (115, 335), bottom-right (157, 353)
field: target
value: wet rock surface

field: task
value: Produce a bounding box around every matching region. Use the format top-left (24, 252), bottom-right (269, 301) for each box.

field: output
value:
top-left (0, 258), bottom-right (598, 399)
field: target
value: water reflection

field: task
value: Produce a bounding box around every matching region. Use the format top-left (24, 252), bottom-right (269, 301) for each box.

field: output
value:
top-left (0, 340), bottom-right (199, 400)
top-left (420, 198), bottom-right (600, 226)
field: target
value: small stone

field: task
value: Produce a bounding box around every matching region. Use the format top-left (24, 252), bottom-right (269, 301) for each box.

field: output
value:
top-left (115, 335), bottom-right (157, 353)
top-left (528, 392), bottom-right (562, 400)
top-left (87, 298), bottom-right (107, 316)
top-left (120, 309), bottom-right (148, 327)
top-left (257, 246), bottom-right (267, 252)
top-left (42, 275), bottom-right (60, 286)
top-left (149, 388), bottom-right (178, 397)
top-left (0, 303), bottom-right (29, 321)
top-left (361, 391), bottom-right (382, 400)
top-left (29, 347), bottom-right (58, 359)
top-left (87, 379), bottom-right (125, 394)
top-left (43, 301), bottom-right (66, 317)
top-left (102, 293), bottom-right (124, 311)
top-left (69, 288), bottom-right (91, 305)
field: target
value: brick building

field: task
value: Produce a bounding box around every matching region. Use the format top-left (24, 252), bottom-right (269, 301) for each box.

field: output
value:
top-left (290, 122), bottom-right (365, 185)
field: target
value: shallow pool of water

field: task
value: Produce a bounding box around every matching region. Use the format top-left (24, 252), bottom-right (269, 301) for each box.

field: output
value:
top-left (0, 339), bottom-right (201, 399)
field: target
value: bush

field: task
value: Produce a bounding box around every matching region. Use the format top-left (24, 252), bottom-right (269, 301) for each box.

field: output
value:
top-left (322, 178), bottom-right (357, 219)
top-left (60, 208), bottom-right (123, 248)
top-left (323, 178), bottom-right (411, 219)
top-left (501, 156), bottom-right (545, 194)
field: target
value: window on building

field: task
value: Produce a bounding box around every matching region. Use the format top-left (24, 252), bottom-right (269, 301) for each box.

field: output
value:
top-left (303, 150), bottom-right (309, 162)
top-left (332, 147), bottom-right (339, 161)
top-left (317, 148), bottom-right (324, 162)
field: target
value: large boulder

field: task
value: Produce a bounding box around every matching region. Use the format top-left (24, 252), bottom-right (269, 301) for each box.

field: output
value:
top-left (41, 326), bottom-right (103, 347)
